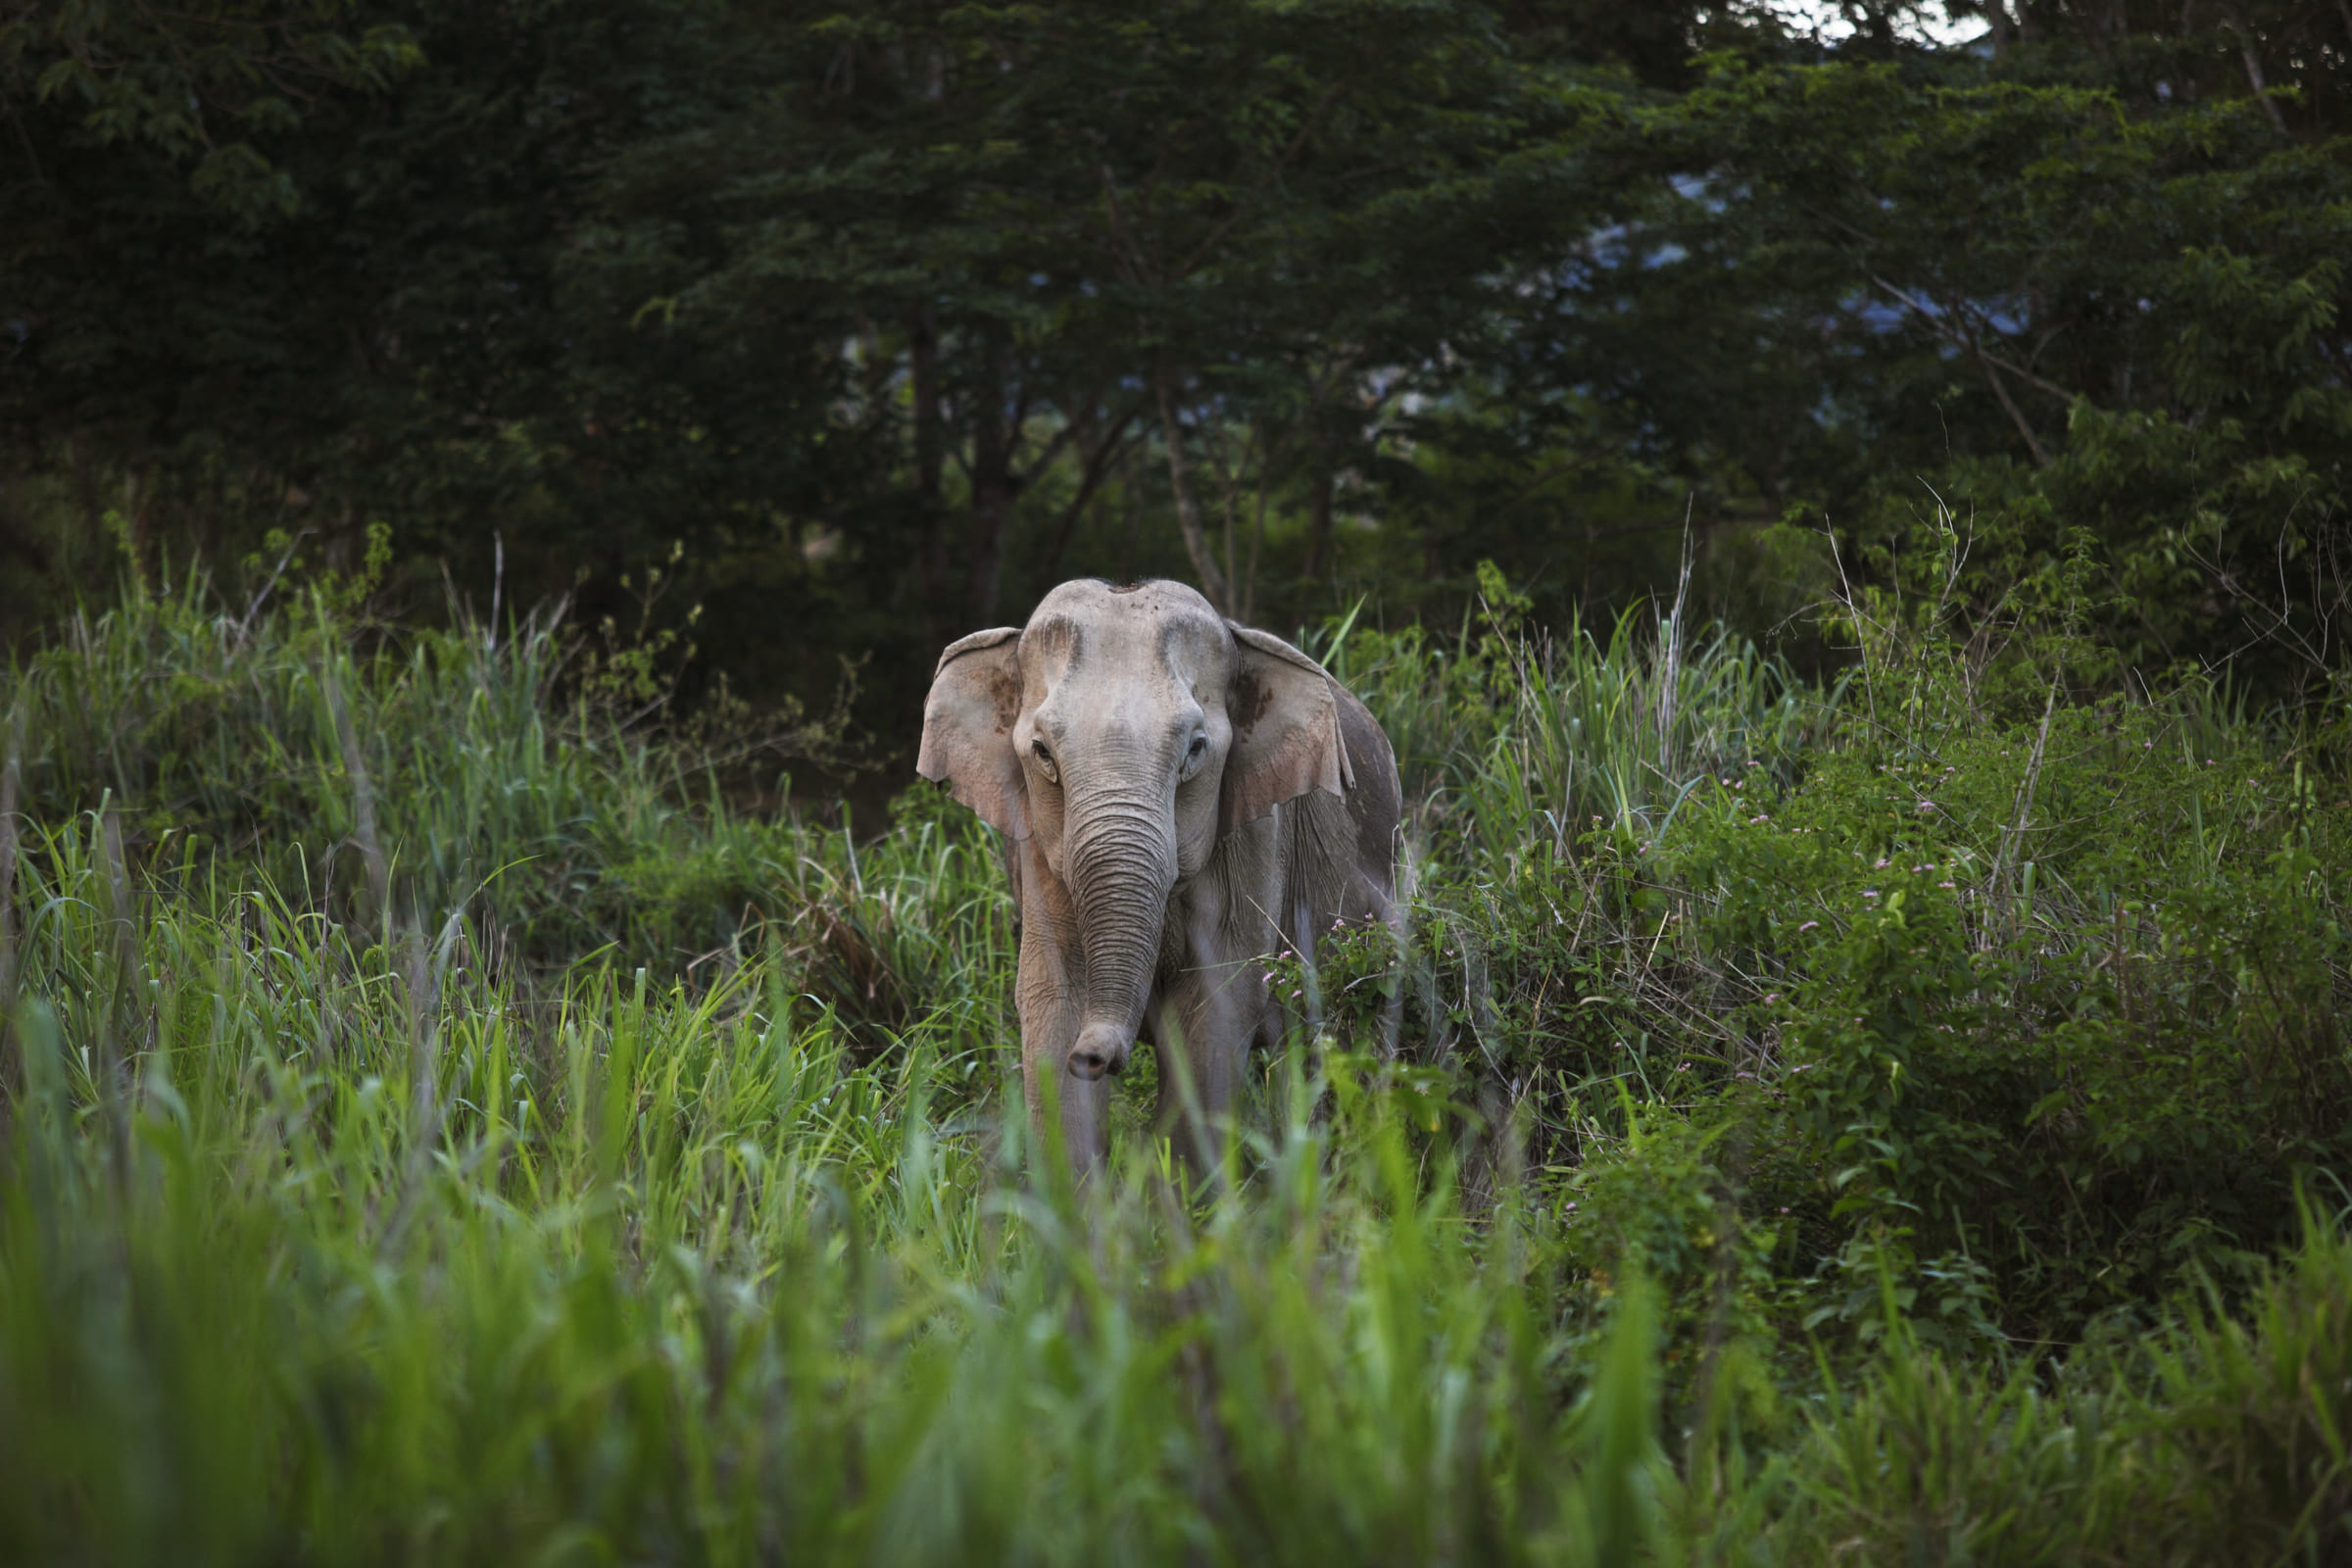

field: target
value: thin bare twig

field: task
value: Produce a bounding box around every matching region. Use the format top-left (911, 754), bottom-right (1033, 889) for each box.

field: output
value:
top-left (1154, 379), bottom-right (1233, 612)
top-left (234, 525), bottom-right (311, 646)
top-left (1867, 274), bottom-right (2081, 404)
top-left (1991, 677), bottom-right (2061, 943)
top-left (1973, 337), bottom-right (2051, 467)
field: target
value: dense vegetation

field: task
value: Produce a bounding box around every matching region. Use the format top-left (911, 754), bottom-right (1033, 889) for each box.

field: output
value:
top-left (5, 1), bottom-right (2348, 728)
top-left (0, 561), bottom-right (2347, 1561)
top-left (7, 0), bottom-right (2352, 1560)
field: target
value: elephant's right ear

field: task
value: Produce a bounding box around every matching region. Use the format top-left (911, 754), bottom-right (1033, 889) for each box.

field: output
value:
top-left (917, 626), bottom-right (1028, 838)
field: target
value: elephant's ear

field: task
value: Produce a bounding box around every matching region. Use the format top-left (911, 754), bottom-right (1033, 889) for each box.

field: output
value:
top-left (1221, 623), bottom-right (1354, 832)
top-left (918, 627), bottom-right (1028, 838)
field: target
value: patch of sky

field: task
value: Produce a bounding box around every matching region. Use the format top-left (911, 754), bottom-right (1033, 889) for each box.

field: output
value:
top-left (1584, 220), bottom-right (1633, 270)
top-left (1768, 1), bottom-right (1985, 48)
top-left (1668, 172), bottom-right (1729, 215)
top-left (1852, 297), bottom-right (1909, 333)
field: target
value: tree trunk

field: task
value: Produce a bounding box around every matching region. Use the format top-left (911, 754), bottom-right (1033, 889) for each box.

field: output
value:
top-left (909, 302), bottom-right (950, 635)
top-left (967, 343), bottom-right (1015, 624)
top-left (2224, 3), bottom-right (2289, 133)
top-left (1153, 379), bottom-right (1231, 614)
top-left (1301, 428), bottom-right (1336, 583)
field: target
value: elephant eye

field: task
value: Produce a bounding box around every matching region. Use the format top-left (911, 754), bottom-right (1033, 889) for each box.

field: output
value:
top-left (1181, 732), bottom-right (1207, 778)
top-left (1031, 739), bottom-right (1059, 782)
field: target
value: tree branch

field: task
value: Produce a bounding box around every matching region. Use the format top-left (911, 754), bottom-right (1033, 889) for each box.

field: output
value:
top-left (1972, 335), bottom-right (2051, 466)
top-left (1868, 273), bottom-right (2082, 403)
top-left (1042, 412), bottom-right (1145, 579)
top-left (1154, 379), bottom-right (1230, 612)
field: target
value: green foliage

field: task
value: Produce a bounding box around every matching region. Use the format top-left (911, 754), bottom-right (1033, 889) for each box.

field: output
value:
top-left (11, 2), bottom-right (2351, 736)
top-left (1647, 636), bottom-right (2352, 1333)
top-left (1289, 558), bottom-right (2352, 1351)
top-left (1585, 40), bottom-right (2352, 700)
top-left (0, 0), bottom-right (420, 220)
top-left (0, 813), bottom-right (1683, 1563)
top-left (4, 565), bottom-right (2352, 1558)
top-left (1, 569), bottom-right (932, 1028)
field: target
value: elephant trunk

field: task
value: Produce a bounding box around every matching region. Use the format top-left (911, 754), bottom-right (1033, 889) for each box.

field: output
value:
top-left (1061, 784), bottom-right (1176, 1081)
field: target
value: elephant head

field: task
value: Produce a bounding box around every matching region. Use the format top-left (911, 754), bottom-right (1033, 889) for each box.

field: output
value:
top-left (916, 579), bottom-right (1352, 1081)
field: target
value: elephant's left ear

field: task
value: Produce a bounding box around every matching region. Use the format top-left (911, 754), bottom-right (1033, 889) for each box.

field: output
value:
top-left (1221, 623), bottom-right (1354, 831)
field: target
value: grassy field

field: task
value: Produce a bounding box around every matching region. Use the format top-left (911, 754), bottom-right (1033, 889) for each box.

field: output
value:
top-left (3, 567), bottom-right (2350, 1563)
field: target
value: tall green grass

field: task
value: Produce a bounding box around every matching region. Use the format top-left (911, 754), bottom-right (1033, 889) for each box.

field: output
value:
top-left (5, 568), bottom-right (2352, 1562)
top-left (0, 814), bottom-right (1679, 1563)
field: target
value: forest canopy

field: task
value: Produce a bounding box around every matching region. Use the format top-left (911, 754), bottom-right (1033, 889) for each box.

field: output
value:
top-left (4, 0), bottom-right (2348, 735)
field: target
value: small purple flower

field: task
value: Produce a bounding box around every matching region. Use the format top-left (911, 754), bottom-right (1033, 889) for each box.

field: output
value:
top-left (1798, 920), bottom-right (1819, 932)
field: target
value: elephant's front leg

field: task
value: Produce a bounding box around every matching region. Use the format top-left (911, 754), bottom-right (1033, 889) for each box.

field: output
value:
top-left (1155, 927), bottom-right (1271, 1174)
top-left (1013, 847), bottom-right (1111, 1179)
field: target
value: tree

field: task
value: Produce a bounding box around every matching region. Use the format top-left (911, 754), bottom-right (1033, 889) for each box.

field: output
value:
top-left (1472, 13), bottom-right (2352, 691)
top-left (598, 0), bottom-right (1599, 635)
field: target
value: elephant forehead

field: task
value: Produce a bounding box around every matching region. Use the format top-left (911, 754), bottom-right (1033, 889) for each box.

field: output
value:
top-left (1020, 579), bottom-right (1231, 683)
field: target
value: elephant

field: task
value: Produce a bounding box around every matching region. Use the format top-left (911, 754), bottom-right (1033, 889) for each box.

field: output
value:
top-left (917, 578), bottom-right (1401, 1177)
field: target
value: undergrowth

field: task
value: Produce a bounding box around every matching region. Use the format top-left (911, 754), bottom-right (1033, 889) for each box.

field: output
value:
top-left (3, 562), bottom-right (2349, 1562)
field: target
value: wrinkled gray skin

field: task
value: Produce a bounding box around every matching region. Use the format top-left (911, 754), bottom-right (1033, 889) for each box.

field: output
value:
top-left (918, 579), bottom-right (1400, 1177)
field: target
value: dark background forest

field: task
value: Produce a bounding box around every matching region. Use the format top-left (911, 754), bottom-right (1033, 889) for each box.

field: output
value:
top-left (7, 0), bottom-right (2348, 763)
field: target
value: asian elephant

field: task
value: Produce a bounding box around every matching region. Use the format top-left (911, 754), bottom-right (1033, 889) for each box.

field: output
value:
top-left (917, 578), bottom-right (1401, 1177)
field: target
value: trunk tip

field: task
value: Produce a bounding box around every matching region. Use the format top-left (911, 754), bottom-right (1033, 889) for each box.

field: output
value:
top-left (1069, 1022), bottom-right (1132, 1081)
